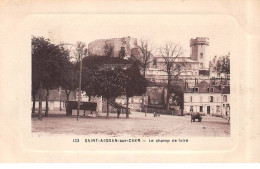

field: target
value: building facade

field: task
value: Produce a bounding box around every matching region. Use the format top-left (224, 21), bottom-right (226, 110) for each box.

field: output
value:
top-left (184, 81), bottom-right (230, 116)
top-left (32, 89), bottom-right (77, 111)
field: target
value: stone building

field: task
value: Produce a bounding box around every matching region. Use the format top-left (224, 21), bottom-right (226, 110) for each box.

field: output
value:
top-left (190, 37), bottom-right (209, 69)
top-left (32, 88), bottom-right (77, 111)
top-left (88, 36), bottom-right (138, 59)
top-left (146, 37), bottom-right (211, 87)
top-left (221, 85), bottom-right (230, 116)
top-left (183, 81), bottom-right (222, 115)
top-left (184, 81), bottom-right (230, 116)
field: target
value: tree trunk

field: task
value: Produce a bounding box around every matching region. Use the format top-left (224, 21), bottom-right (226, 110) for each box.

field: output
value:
top-left (45, 88), bottom-right (49, 117)
top-left (126, 96), bottom-right (129, 118)
top-left (142, 68), bottom-right (146, 115)
top-left (166, 80), bottom-right (171, 112)
top-left (88, 96), bottom-right (91, 101)
top-left (181, 108), bottom-right (184, 116)
top-left (106, 99), bottom-right (109, 118)
top-left (59, 86), bottom-right (62, 111)
top-left (38, 81), bottom-right (43, 120)
top-left (65, 92), bottom-right (70, 116)
top-left (32, 93), bottom-right (36, 114)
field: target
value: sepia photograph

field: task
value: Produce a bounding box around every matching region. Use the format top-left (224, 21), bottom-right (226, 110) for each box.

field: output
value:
top-left (31, 15), bottom-right (231, 137)
top-left (1, 0), bottom-right (259, 163)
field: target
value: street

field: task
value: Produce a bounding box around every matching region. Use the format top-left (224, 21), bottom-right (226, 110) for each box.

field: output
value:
top-left (32, 110), bottom-right (230, 137)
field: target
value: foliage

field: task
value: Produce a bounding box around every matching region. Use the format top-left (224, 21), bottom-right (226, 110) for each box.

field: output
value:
top-left (125, 62), bottom-right (148, 98)
top-left (104, 43), bottom-right (114, 57)
top-left (124, 63), bottom-right (148, 118)
top-left (118, 47), bottom-right (126, 59)
top-left (216, 55), bottom-right (230, 75)
top-left (81, 56), bottom-right (147, 118)
top-left (170, 84), bottom-right (184, 109)
top-left (32, 36), bottom-right (71, 118)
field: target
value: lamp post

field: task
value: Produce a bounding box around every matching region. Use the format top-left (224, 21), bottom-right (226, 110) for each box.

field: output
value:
top-left (77, 51), bottom-right (84, 121)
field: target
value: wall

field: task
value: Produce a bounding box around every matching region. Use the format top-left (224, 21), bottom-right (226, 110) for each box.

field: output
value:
top-left (184, 93), bottom-right (222, 115)
top-left (88, 36), bottom-right (137, 59)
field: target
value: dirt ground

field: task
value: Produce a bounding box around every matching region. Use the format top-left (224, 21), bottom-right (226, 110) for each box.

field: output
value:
top-left (31, 110), bottom-right (230, 137)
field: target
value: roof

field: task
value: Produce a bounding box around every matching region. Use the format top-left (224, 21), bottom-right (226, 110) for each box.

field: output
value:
top-left (184, 81), bottom-right (221, 93)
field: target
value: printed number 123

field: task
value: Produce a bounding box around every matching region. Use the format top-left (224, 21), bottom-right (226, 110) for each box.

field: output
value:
top-left (73, 139), bottom-right (79, 142)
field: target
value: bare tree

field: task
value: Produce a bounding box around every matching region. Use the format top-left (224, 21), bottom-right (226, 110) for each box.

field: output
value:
top-left (159, 42), bottom-right (185, 112)
top-left (138, 39), bottom-right (155, 78)
top-left (137, 39), bottom-right (155, 116)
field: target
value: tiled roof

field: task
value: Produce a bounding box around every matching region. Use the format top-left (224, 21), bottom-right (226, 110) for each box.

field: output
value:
top-left (184, 81), bottom-right (221, 93)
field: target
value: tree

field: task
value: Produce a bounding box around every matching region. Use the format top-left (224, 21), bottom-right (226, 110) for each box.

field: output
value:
top-left (97, 67), bottom-right (128, 118)
top-left (31, 80), bottom-right (39, 114)
top-left (59, 61), bottom-right (78, 115)
top-left (125, 63), bottom-right (148, 118)
top-left (118, 47), bottom-right (126, 59)
top-left (171, 84), bottom-right (185, 116)
top-left (138, 39), bottom-right (155, 78)
top-left (216, 55), bottom-right (230, 78)
top-left (81, 56), bottom-right (134, 118)
top-left (104, 43), bottom-right (114, 57)
top-left (137, 39), bottom-right (155, 116)
top-left (159, 42), bottom-right (185, 112)
top-left (32, 36), bottom-right (69, 119)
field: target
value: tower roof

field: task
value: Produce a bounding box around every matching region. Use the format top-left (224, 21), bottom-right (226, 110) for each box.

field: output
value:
top-left (190, 37), bottom-right (209, 46)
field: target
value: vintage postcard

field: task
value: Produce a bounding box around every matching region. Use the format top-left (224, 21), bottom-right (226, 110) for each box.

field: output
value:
top-left (0, 0), bottom-right (259, 163)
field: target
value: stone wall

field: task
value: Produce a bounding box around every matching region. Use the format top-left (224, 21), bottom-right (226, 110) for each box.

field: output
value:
top-left (88, 36), bottom-right (138, 59)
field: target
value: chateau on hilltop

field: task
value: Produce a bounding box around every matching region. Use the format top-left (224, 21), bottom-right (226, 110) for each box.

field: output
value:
top-left (88, 36), bottom-right (139, 60)
top-left (146, 37), bottom-right (211, 87)
top-left (86, 36), bottom-right (230, 115)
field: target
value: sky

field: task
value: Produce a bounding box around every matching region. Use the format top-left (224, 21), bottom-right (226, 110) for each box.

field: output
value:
top-left (31, 14), bottom-right (237, 62)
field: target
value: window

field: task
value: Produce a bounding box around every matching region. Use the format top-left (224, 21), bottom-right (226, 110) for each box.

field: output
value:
top-left (190, 106), bottom-right (193, 112)
top-left (200, 53), bottom-right (203, 59)
top-left (194, 88), bottom-right (199, 93)
top-left (210, 96), bottom-right (214, 102)
top-left (153, 59), bottom-right (157, 68)
top-left (190, 96), bottom-right (192, 102)
top-left (209, 87), bottom-right (214, 93)
top-left (223, 95), bottom-right (227, 102)
top-left (200, 106), bottom-right (203, 112)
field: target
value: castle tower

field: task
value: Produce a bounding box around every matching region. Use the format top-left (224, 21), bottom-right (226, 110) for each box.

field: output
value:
top-left (190, 37), bottom-right (209, 69)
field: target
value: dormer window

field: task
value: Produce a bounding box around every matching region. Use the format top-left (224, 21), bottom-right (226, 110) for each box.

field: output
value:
top-left (194, 87), bottom-right (199, 93)
top-left (209, 87), bottom-right (214, 93)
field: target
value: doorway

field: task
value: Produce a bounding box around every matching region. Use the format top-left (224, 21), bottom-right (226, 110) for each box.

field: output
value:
top-left (207, 106), bottom-right (210, 114)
